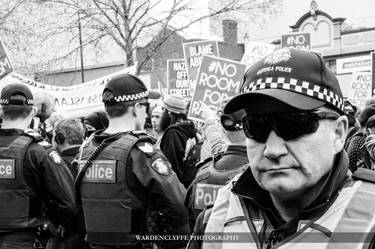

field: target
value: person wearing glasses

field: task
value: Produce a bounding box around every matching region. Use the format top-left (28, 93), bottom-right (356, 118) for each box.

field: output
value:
top-left (75, 74), bottom-right (189, 249)
top-left (188, 48), bottom-right (375, 249)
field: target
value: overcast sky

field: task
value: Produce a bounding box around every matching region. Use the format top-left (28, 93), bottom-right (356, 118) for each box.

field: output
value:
top-left (248, 0), bottom-right (375, 41)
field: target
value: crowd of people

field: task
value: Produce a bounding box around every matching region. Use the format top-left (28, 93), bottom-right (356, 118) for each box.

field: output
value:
top-left (0, 48), bottom-right (375, 249)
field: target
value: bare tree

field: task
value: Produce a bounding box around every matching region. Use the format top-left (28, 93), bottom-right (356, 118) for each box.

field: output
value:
top-left (34, 0), bottom-right (282, 75)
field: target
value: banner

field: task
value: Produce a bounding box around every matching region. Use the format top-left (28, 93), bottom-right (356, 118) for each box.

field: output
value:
top-left (0, 65), bottom-right (137, 118)
top-left (183, 40), bottom-right (219, 89)
top-left (0, 38), bottom-right (14, 80)
top-left (166, 59), bottom-right (191, 97)
top-left (281, 32), bottom-right (311, 51)
top-left (241, 41), bottom-right (275, 70)
top-left (347, 71), bottom-right (372, 109)
top-left (188, 56), bottom-right (246, 122)
top-left (336, 55), bottom-right (371, 74)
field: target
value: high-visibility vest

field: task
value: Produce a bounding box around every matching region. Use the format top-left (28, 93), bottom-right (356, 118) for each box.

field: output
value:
top-left (203, 180), bottom-right (375, 249)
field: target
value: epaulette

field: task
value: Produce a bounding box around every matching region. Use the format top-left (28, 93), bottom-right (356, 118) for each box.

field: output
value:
top-left (23, 129), bottom-right (43, 142)
top-left (195, 152), bottom-right (224, 170)
top-left (352, 168), bottom-right (375, 183)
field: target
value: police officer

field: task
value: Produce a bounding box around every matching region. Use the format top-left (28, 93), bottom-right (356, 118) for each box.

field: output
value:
top-left (75, 74), bottom-right (190, 249)
top-left (188, 48), bottom-right (375, 249)
top-left (0, 83), bottom-right (77, 248)
top-left (186, 109), bottom-right (248, 228)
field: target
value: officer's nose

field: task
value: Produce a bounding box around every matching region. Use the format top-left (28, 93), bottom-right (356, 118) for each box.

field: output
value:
top-left (263, 130), bottom-right (288, 159)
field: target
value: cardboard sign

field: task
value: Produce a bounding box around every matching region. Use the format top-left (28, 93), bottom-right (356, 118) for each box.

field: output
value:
top-left (166, 59), bottom-right (191, 97)
top-left (348, 71), bottom-right (372, 109)
top-left (281, 32), bottom-right (311, 51)
top-left (0, 38), bottom-right (14, 80)
top-left (183, 40), bottom-right (219, 89)
top-left (336, 55), bottom-right (371, 74)
top-left (241, 41), bottom-right (275, 70)
top-left (188, 56), bottom-right (245, 122)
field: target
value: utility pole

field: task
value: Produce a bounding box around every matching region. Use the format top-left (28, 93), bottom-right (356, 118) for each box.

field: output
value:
top-left (78, 11), bottom-right (85, 83)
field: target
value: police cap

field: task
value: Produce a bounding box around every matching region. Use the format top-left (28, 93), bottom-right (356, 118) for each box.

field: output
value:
top-left (0, 83), bottom-right (34, 106)
top-left (224, 48), bottom-right (344, 115)
top-left (102, 74), bottom-right (160, 104)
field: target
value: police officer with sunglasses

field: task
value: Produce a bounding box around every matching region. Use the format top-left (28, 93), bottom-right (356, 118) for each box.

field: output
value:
top-left (188, 48), bottom-right (375, 249)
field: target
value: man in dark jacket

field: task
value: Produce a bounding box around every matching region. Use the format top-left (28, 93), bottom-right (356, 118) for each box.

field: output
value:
top-left (51, 118), bottom-right (89, 249)
top-left (159, 94), bottom-right (198, 188)
top-left (76, 74), bottom-right (190, 249)
top-left (52, 118), bottom-right (86, 178)
top-left (0, 83), bottom-right (77, 248)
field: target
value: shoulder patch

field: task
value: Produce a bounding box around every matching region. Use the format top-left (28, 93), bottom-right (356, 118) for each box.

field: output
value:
top-left (352, 168), bottom-right (375, 183)
top-left (137, 142), bottom-right (154, 154)
top-left (151, 158), bottom-right (170, 176)
top-left (49, 151), bottom-right (63, 165)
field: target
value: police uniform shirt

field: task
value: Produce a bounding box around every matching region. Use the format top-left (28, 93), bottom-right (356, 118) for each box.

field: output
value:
top-left (0, 129), bottom-right (77, 230)
top-left (87, 132), bottom-right (190, 233)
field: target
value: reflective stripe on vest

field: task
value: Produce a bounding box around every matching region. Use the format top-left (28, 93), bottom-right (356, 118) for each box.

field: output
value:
top-left (203, 180), bottom-right (375, 249)
top-left (0, 135), bottom-right (38, 229)
top-left (79, 133), bottom-right (147, 246)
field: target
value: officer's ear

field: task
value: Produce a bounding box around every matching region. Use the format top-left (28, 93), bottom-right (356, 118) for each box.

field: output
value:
top-left (332, 115), bottom-right (348, 153)
top-left (131, 104), bottom-right (137, 117)
top-left (31, 106), bottom-right (38, 117)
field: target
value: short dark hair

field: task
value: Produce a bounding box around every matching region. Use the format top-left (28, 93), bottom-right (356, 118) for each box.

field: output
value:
top-left (55, 119), bottom-right (85, 145)
top-left (104, 102), bottom-right (130, 118)
top-left (1, 95), bottom-right (33, 120)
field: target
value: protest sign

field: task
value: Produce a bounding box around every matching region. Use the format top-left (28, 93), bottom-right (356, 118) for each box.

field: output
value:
top-left (183, 40), bottom-right (219, 89)
top-left (336, 55), bottom-right (371, 74)
top-left (188, 56), bottom-right (246, 122)
top-left (241, 41), bottom-right (275, 70)
top-left (0, 65), bottom-right (137, 118)
top-left (167, 59), bottom-right (191, 97)
top-left (347, 71), bottom-right (372, 109)
top-left (281, 32), bottom-right (311, 51)
top-left (0, 38), bottom-right (14, 80)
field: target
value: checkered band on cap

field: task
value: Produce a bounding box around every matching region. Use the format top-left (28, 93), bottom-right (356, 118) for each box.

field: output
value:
top-left (0, 99), bottom-right (33, 105)
top-left (241, 77), bottom-right (345, 112)
top-left (113, 91), bottom-right (148, 103)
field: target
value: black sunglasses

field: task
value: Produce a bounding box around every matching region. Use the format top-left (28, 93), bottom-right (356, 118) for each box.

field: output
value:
top-left (242, 110), bottom-right (340, 143)
top-left (137, 102), bottom-right (150, 113)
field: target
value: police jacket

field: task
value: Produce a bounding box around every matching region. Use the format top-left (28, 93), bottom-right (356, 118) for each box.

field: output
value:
top-left (60, 145), bottom-right (80, 178)
top-left (0, 129), bottom-right (77, 233)
top-left (186, 145), bottom-right (248, 224)
top-left (188, 151), bottom-right (375, 249)
top-left (76, 131), bottom-right (190, 248)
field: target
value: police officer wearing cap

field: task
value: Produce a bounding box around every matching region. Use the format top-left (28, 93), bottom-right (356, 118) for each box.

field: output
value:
top-left (185, 109), bottom-right (248, 228)
top-left (75, 74), bottom-right (190, 249)
top-left (188, 48), bottom-right (375, 249)
top-left (0, 83), bottom-right (77, 248)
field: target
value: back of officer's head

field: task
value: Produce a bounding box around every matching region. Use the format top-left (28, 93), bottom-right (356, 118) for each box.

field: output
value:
top-left (54, 119), bottom-right (85, 145)
top-left (0, 83), bottom-right (34, 121)
top-left (220, 109), bottom-right (246, 144)
top-left (102, 74), bottom-right (149, 118)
